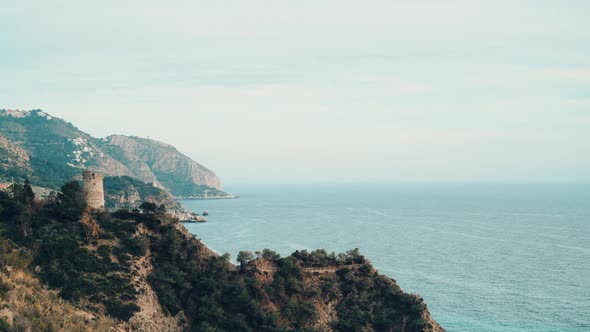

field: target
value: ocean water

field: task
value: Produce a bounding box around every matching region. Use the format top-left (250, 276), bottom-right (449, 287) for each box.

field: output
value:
top-left (181, 184), bottom-right (590, 332)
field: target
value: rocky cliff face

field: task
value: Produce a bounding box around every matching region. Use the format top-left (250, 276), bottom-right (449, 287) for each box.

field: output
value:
top-left (0, 109), bottom-right (231, 198)
top-left (104, 135), bottom-right (223, 195)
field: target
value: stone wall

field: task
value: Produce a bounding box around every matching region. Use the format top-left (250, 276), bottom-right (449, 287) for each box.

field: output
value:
top-left (82, 171), bottom-right (105, 209)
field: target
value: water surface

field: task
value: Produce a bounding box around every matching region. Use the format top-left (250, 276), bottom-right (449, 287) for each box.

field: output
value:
top-left (182, 183), bottom-right (590, 331)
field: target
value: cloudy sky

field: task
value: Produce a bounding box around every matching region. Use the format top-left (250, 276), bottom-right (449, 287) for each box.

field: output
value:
top-left (1, 1), bottom-right (589, 183)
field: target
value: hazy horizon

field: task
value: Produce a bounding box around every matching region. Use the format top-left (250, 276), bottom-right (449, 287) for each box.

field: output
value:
top-left (2, 1), bottom-right (589, 184)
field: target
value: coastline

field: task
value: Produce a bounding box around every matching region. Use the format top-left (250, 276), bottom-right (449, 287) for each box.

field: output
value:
top-left (174, 195), bottom-right (238, 200)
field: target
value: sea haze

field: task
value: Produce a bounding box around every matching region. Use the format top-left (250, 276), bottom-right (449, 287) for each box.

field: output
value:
top-left (182, 183), bottom-right (590, 332)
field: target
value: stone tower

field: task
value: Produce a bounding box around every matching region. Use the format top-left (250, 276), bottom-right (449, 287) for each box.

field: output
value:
top-left (82, 170), bottom-right (105, 210)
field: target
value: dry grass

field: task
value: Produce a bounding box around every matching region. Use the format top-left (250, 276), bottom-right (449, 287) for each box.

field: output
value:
top-left (0, 241), bottom-right (115, 331)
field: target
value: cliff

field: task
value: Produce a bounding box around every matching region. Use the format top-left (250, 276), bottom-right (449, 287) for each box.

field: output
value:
top-left (104, 135), bottom-right (232, 198)
top-left (0, 109), bottom-right (232, 198)
top-left (0, 182), bottom-right (444, 332)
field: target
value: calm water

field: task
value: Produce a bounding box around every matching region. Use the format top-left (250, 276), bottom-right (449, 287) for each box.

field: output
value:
top-left (182, 184), bottom-right (590, 332)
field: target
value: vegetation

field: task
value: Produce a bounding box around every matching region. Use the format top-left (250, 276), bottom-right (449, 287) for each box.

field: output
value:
top-left (103, 176), bottom-right (163, 198)
top-left (0, 110), bottom-right (83, 188)
top-left (103, 176), bottom-right (176, 210)
top-left (0, 110), bottom-right (233, 200)
top-left (139, 201), bottom-right (158, 213)
top-left (0, 178), bottom-right (440, 331)
top-left (0, 180), bottom-right (140, 322)
top-left (291, 248), bottom-right (366, 267)
top-left (0, 243), bottom-right (114, 331)
top-left (237, 250), bottom-right (254, 268)
top-left (156, 172), bottom-right (229, 198)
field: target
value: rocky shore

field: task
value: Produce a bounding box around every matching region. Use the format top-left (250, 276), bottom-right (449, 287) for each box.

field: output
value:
top-left (174, 193), bottom-right (237, 200)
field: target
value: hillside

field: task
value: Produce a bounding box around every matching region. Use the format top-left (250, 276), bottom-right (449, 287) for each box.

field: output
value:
top-left (0, 180), bottom-right (444, 331)
top-left (0, 134), bottom-right (31, 180)
top-left (0, 260), bottom-right (115, 331)
top-left (0, 109), bottom-right (232, 198)
top-left (104, 135), bottom-right (229, 198)
top-left (103, 176), bottom-right (178, 210)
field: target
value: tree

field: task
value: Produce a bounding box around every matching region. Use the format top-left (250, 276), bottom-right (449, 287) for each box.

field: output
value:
top-left (1, 184), bottom-right (31, 239)
top-left (157, 204), bottom-right (166, 214)
top-left (57, 181), bottom-right (87, 222)
top-left (237, 251), bottom-right (253, 269)
top-left (11, 183), bottom-right (24, 201)
top-left (261, 249), bottom-right (281, 261)
top-left (139, 202), bottom-right (157, 214)
top-left (23, 179), bottom-right (35, 207)
top-left (16, 180), bottom-right (35, 238)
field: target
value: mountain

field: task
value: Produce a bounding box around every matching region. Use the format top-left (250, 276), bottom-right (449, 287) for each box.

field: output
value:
top-left (104, 135), bottom-right (226, 198)
top-left (0, 109), bottom-right (232, 198)
top-left (0, 186), bottom-right (444, 331)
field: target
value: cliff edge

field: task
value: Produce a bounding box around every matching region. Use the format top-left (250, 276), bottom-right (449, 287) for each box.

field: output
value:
top-left (0, 181), bottom-right (444, 331)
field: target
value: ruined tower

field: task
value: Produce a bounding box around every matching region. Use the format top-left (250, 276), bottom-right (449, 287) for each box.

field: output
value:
top-left (82, 170), bottom-right (105, 210)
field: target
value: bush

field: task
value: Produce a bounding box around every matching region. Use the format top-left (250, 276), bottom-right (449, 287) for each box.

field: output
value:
top-left (139, 202), bottom-right (157, 214)
top-left (122, 235), bottom-right (149, 257)
top-left (105, 299), bottom-right (140, 321)
top-left (411, 302), bottom-right (427, 313)
top-left (97, 245), bottom-right (111, 258)
top-left (0, 317), bottom-right (9, 332)
top-left (56, 181), bottom-right (86, 222)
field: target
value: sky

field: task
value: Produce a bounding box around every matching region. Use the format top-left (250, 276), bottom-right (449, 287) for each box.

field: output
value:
top-left (1, 0), bottom-right (589, 184)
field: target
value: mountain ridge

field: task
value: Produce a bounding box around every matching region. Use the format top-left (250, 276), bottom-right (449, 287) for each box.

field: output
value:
top-left (0, 109), bottom-right (232, 199)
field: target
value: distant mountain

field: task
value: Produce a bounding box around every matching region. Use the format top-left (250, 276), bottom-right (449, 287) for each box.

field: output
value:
top-left (104, 135), bottom-right (228, 198)
top-left (0, 109), bottom-right (232, 198)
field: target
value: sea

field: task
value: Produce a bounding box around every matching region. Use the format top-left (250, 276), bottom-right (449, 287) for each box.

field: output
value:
top-left (181, 183), bottom-right (590, 332)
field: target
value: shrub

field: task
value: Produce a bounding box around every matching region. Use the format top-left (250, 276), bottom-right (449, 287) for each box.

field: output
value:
top-left (122, 235), bottom-right (149, 257)
top-left (97, 245), bottom-right (111, 258)
top-left (261, 249), bottom-right (280, 261)
top-left (105, 299), bottom-right (140, 321)
top-left (0, 318), bottom-right (8, 332)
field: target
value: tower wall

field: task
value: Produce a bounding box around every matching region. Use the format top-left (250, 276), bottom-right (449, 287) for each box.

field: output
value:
top-left (82, 171), bottom-right (105, 210)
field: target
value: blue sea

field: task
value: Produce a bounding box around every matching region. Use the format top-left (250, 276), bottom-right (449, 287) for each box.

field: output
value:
top-left (181, 184), bottom-right (590, 332)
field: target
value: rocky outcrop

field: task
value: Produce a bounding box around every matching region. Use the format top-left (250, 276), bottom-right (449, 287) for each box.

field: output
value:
top-left (107, 189), bottom-right (142, 207)
top-left (103, 176), bottom-right (178, 209)
top-left (123, 224), bottom-right (187, 332)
